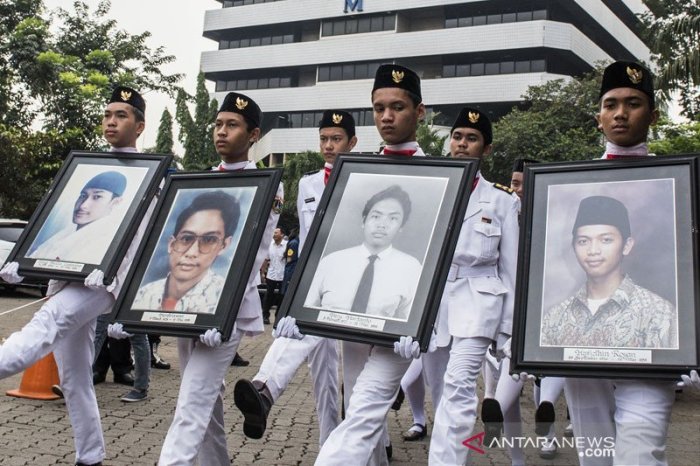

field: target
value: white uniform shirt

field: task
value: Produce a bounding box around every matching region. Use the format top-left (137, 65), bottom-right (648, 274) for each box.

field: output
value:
top-left (132, 269), bottom-right (226, 315)
top-left (305, 244), bottom-right (422, 320)
top-left (434, 175), bottom-right (520, 345)
top-left (297, 169), bottom-right (325, 251)
top-left (266, 240), bottom-right (287, 281)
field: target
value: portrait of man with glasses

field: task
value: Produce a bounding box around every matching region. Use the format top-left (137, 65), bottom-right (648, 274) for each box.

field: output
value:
top-left (132, 190), bottom-right (241, 314)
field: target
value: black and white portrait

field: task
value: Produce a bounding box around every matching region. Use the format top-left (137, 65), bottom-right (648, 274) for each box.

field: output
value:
top-left (303, 173), bottom-right (448, 322)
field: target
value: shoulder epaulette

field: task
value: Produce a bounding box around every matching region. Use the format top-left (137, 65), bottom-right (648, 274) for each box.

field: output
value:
top-left (493, 183), bottom-right (515, 195)
top-left (303, 169), bottom-right (320, 177)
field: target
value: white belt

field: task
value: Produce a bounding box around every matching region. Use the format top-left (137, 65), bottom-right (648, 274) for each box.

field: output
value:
top-left (447, 264), bottom-right (498, 282)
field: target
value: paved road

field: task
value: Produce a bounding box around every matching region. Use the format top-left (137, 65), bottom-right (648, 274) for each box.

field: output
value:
top-left (0, 288), bottom-right (698, 465)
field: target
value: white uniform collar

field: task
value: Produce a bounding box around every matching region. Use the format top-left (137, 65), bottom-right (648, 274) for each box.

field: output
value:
top-left (216, 160), bottom-right (249, 171)
top-left (602, 141), bottom-right (649, 158)
top-left (110, 146), bottom-right (138, 153)
top-left (382, 141), bottom-right (426, 156)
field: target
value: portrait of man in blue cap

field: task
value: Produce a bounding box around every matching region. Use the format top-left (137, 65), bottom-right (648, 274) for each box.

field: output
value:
top-left (28, 170), bottom-right (130, 265)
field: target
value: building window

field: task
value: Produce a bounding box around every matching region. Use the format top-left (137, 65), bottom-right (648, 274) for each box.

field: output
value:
top-left (222, 0), bottom-right (285, 7)
top-left (442, 59), bottom-right (547, 77)
top-left (321, 13), bottom-right (396, 37)
top-left (446, 8), bottom-right (548, 28)
top-left (215, 74), bottom-right (294, 91)
top-left (219, 31), bottom-right (297, 50)
top-left (318, 61), bottom-right (385, 82)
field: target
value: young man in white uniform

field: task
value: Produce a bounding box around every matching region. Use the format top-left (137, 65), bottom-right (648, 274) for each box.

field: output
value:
top-left (559, 60), bottom-right (698, 466)
top-left (0, 86), bottom-right (156, 466)
top-left (157, 91), bottom-right (282, 466)
top-left (429, 107), bottom-right (521, 465)
top-left (233, 110), bottom-right (357, 445)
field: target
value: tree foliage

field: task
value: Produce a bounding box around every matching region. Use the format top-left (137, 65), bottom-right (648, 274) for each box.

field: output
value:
top-left (154, 108), bottom-right (174, 154)
top-left (484, 69), bottom-right (603, 184)
top-left (642, 0), bottom-right (700, 120)
top-left (0, 0), bottom-right (181, 217)
top-left (649, 117), bottom-right (700, 154)
top-left (417, 112), bottom-right (448, 156)
top-left (279, 151), bottom-right (324, 232)
top-left (176, 72), bottom-right (218, 170)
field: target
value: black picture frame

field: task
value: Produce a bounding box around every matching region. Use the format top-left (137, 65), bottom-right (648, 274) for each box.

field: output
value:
top-left (280, 154), bottom-right (479, 351)
top-left (8, 151), bottom-right (171, 282)
top-left (111, 169), bottom-right (282, 340)
top-left (512, 155), bottom-right (700, 379)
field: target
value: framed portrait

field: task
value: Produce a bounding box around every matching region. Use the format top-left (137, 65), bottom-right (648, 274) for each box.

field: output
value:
top-left (111, 169), bottom-right (282, 340)
top-left (8, 151), bottom-right (172, 282)
top-left (279, 154), bottom-right (479, 350)
top-left (512, 155), bottom-right (700, 379)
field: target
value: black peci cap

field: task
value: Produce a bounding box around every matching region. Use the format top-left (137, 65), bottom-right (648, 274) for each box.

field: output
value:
top-left (599, 61), bottom-right (655, 108)
top-left (512, 157), bottom-right (540, 173)
top-left (218, 92), bottom-right (262, 128)
top-left (319, 110), bottom-right (356, 138)
top-left (109, 86), bottom-right (146, 115)
top-left (372, 64), bottom-right (421, 101)
top-left (572, 195), bottom-right (631, 239)
top-left (450, 107), bottom-right (493, 145)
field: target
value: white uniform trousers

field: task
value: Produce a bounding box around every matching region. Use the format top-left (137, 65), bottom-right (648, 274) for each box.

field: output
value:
top-left (158, 328), bottom-right (244, 466)
top-left (429, 336), bottom-right (492, 465)
top-left (565, 378), bottom-right (675, 466)
top-left (316, 342), bottom-right (412, 466)
top-left (254, 334), bottom-right (340, 444)
top-left (422, 345), bottom-right (450, 410)
top-left (494, 356), bottom-right (524, 466)
top-left (0, 284), bottom-right (114, 464)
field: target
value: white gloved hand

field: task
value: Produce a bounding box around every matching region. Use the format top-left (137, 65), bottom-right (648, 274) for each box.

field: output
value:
top-left (272, 316), bottom-right (304, 340)
top-left (496, 333), bottom-right (512, 359)
top-left (84, 269), bottom-right (106, 290)
top-left (678, 370), bottom-right (700, 390)
top-left (0, 262), bottom-right (24, 284)
top-left (511, 371), bottom-right (535, 382)
top-left (107, 323), bottom-right (133, 340)
top-left (199, 328), bottom-right (222, 347)
top-left (393, 336), bottom-right (421, 359)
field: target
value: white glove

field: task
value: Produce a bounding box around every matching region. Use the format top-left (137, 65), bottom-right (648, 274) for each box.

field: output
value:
top-left (496, 333), bottom-right (512, 359)
top-left (84, 269), bottom-right (106, 290)
top-left (393, 336), bottom-right (421, 359)
top-left (427, 329), bottom-right (438, 353)
top-left (272, 316), bottom-right (304, 340)
top-left (511, 371), bottom-right (535, 382)
top-left (0, 262), bottom-right (24, 284)
top-left (107, 323), bottom-right (133, 340)
top-left (199, 328), bottom-right (222, 347)
top-left (678, 370), bottom-right (700, 390)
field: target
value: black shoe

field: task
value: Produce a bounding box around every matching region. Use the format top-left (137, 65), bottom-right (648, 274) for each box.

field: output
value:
top-left (234, 379), bottom-right (272, 439)
top-left (231, 352), bottom-right (250, 367)
top-left (263, 317), bottom-right (270, 325)
top-left (76, 463), bottom-right (102, 466)
top-left (51, 384), bottom-right (64, 399)
top-left (402, 423), bottom-right (427, 441)
top-left (113, 372), bottom-right (135, 386)
top-left (92, 371), bottom-right (106, 385)
top-left (481, 398), bottom-right (504, 445)
top-left (535, 401), bottom-right (556, 436)
top-left (385, 442), bottom-right (392, 460)
top-left (151, 343), bottom-right (171, 370)
top-left (391, 386), bottom-right (404, 411)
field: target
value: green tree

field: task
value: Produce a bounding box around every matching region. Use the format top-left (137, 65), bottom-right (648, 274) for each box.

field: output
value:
top-left (642, 0), bottom-right (700, 119)
top-left (0, 0), bottom-right (181, 216)
top-left (485, 69), bottom-right (604, 184)
top-left (177, 72), bottom-right (217, 170)
top-left (154, 108), bottom-right (174, 154)
top-left (649, 117), bottom-right (700, 154)
top-left (279, 151), bottom-right (324, 232)
top-left (417, 112), bottom-right (448, 156)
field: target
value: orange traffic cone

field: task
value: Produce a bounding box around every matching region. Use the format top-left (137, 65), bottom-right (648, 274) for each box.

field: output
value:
top-left (6, 352), bottom-right (60, 400)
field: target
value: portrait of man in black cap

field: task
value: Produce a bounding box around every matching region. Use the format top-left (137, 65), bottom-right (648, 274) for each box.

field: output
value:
top-left (27, 166), bottom-right (146, 265)
top-left (540, 194), bottom-right (677, 350)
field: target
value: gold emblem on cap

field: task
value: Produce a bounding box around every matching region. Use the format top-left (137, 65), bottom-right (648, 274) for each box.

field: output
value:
top-left (120, 90), bottom-right (132, 101)
top-left (235, 97), bottom-right (248, 110)
top-left (332, 113), bottom-right (343, 124)
top-left (626, 66), bottom-right (643, 84)
top-left (392, 70), bottom-right (404, 84)
top-left (468, 111), bottom-right (480, 124)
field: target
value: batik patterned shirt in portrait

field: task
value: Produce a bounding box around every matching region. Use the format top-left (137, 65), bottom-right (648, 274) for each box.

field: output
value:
top-left (133, 269), bottom-right (225, 315)
top-left (541, 276), bottom-right (677, 349)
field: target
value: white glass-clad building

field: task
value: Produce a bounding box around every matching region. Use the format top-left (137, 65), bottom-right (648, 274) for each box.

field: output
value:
top-left (200, 0), bottom-right (649, 162)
